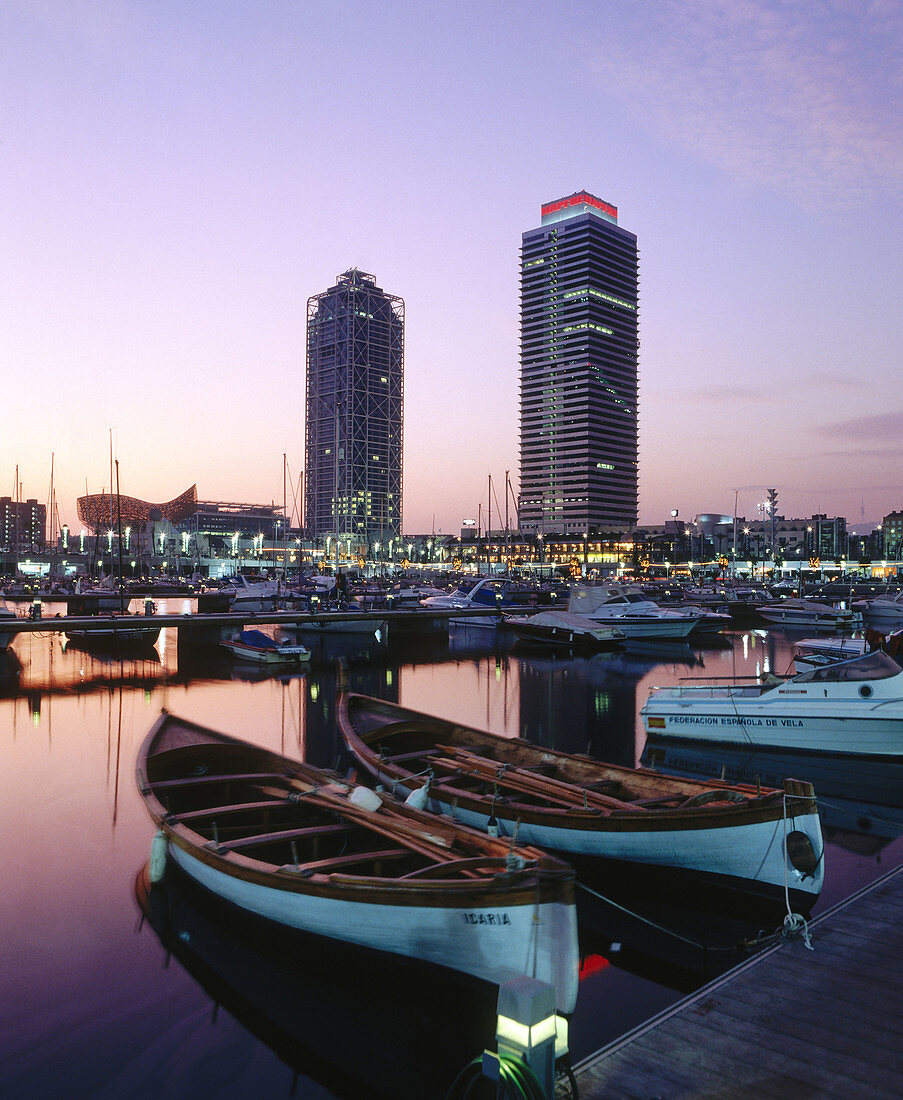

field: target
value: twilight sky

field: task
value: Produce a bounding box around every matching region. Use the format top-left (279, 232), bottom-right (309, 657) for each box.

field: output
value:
top-left (3, 0), bottom-right (902, 536)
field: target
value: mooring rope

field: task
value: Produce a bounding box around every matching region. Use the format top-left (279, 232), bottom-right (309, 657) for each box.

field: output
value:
top-left (575, 879), bottom-right (741, 953)
top-left (780, 791), bottom-right (814, 950)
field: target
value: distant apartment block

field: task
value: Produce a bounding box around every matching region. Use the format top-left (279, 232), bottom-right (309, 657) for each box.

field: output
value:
top-left (1, 497), bottom-right (46, 552)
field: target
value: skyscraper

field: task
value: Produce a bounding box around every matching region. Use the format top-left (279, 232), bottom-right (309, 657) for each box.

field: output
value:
top-left (304, 268), bottom-right (404, 551)
top-left (518, 191), bottom-right (639, 535)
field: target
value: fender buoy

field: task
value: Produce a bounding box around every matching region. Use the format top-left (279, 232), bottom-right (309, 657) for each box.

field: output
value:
top-left (149, 831), bottom-right (168, 883)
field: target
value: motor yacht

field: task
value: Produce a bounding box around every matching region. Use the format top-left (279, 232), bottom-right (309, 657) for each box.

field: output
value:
top-left (641, 650), bottom-right (903, 756)
top-left (854, 590), bottom-right (903, 631)
top-left (218, 574), bottom-right (280, 612)
top-left (567, 584), bottom-right (702, 640)
top-left (755, 597), bottom-right (857, 632)
top-left (419, 577), bottom-right (508, 627)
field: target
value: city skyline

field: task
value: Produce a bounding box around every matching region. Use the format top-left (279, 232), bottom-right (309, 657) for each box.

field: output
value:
top-left (3, 2), bottom-right (902, 537)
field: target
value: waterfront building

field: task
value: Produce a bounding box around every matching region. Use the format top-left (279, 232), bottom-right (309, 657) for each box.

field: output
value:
top-left (304, 269), bottom-right (404, 553)
top-left (518, 191), bottom-right (639, 536)
top-left (882, 511), bottom-right (903, 561)
top-left (77, 485), bottom-right (198, 533)
top-left (0, 496), bottom-right (46, 553)
top-left (76, 486), bottom-right (290, 568)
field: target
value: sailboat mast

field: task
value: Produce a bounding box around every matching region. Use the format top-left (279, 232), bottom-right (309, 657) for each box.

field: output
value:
top-left (282, 453), bottom-right (287, 583)
top-left (504, 469), bottom-right (510, 567)
top-left (115, 460), bottom-right (125, 613)
top-left (487, 474), bottom-right (492, 570)
top-left (48, 453), bottom-right (55, 549)
top-left (109, 429), bottom-right (114, 532)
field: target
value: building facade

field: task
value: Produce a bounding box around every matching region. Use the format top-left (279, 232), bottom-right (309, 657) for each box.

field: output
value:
top-left (518, 191), bottom-right (639, 536)
top-left (1, 497), bottom-right (46, 552)
top-left (882, 511), bottom-right (903, 560)
top-left (304, 269), bottom-right (404, 550)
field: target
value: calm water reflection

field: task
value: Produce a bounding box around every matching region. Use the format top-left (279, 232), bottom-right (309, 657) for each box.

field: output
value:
top-left (1, 607), bottom-right (901, 1097)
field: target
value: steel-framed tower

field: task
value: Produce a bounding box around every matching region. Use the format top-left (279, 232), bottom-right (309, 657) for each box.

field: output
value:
top-left (304, 269), bottom-right (404, 552)
top-left (518, 191), bottom-right (639, 535)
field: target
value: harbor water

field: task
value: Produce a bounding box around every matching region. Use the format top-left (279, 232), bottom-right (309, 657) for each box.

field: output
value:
top-left (2, 603), bottom-right (901, 1098)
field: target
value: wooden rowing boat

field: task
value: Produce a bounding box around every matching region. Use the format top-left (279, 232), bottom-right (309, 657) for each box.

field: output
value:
top-left (337, 693), bottom-right (825, 904)
top-left (136, 711), bottom-right (579, 1012)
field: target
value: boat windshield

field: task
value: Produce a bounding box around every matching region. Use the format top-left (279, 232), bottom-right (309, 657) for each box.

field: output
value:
top-left (792, 650), bottom-right (902, 684)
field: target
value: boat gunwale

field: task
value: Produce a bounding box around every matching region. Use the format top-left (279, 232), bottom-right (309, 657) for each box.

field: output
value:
top-left (337, 694), bottom-right (815, 833)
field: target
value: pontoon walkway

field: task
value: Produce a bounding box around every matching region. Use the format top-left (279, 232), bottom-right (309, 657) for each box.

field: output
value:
top-left (566, 862), bottom-right (903, 1098)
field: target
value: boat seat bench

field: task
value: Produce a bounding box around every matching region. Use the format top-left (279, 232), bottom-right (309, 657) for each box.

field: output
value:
top-left (148, 772), bottom-right (290, 792)
top-left (165, 798), bottom-right (293, 824)
top-left (208, 823), bottom-right (353, 852)
top-left (286, 847), bottom-right (412, 873)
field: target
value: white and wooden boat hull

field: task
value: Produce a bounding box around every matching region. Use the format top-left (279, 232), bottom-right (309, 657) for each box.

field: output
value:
top-left (372, 771), bottom-right (822, 900)
top-left (168, 842), bottom-right (579, 1012)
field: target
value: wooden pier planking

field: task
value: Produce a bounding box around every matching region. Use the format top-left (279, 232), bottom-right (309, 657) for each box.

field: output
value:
top-left (568, 864), bottom-right (903, 1098)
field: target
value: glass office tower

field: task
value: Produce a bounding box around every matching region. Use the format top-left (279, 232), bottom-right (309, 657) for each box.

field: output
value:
top-left (518, 192), bottom-right (638, 535)
top-left (304, 268), bottom-right (404, 550)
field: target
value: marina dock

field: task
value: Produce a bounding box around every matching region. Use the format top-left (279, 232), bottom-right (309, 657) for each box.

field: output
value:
top-left (567, 863), bottom-right (903, 1098)
top-left (0, 604), bottom-right (496, 646)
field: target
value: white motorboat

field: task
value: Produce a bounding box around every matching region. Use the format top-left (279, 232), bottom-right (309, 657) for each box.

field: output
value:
top-left (220, 629), bottom-right (310, 665)
top-left (792, 635), bottom-right (869, 673)
top-left (641, 650), bottom-right (903, 756)
top-left (284, 603), bottom-right (388, 638)
top-left (854, 590), bottom-right (903, 630)
top-left (566, 584), bottom-right (702, 640)
top-left (219, 575), bottom-right (280, 612)
top-left (755, 598), bottom-right (858, 632)
top-left (669, 604), bottom-right (732, 635)
top-left (792, 630), bottom-right (903, 674)
top-left (419, 578), bottom-right (507, 627)
top-left (505, 610), bottom-right (625, 650)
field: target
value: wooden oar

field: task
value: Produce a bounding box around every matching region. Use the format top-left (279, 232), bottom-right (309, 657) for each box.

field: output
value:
top-left (435, 744), bottom-right (647, 813)
top-left (253, 781), bottom-right (471, 870)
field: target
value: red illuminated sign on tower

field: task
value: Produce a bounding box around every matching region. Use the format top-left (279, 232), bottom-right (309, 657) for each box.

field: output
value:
top-left (541, 192), bottom-right (617, 219)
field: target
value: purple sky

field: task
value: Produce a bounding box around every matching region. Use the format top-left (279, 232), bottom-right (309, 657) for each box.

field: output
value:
top-left (3, 1), bottom-right (902, 537)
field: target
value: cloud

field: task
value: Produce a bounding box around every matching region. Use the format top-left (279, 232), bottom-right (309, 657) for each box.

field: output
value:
top-left (819, 447), bottom-right (903, 460)
top-left (818, 411), bottom-right (903, 440)
top-left (586, 0), bottom-right (903, 207)
top-left (654, 374), bottom-right (857, 405)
